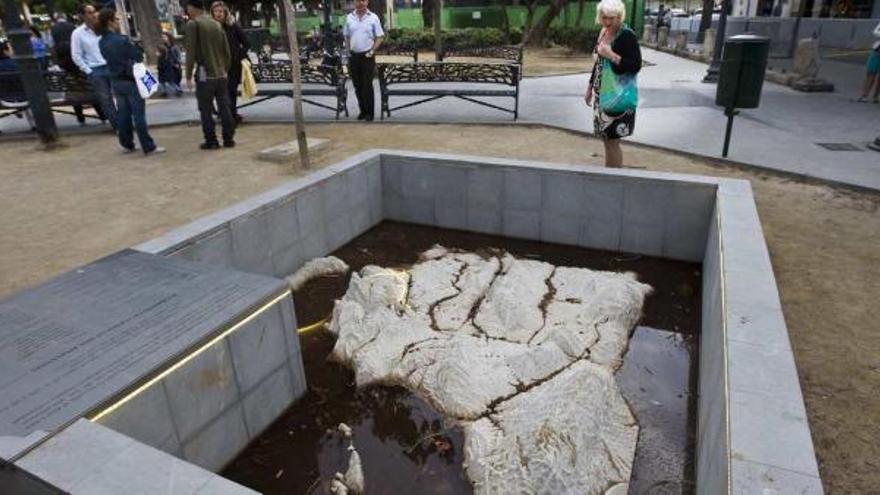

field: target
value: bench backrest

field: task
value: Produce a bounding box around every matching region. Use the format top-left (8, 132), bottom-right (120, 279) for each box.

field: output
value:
top-left (443, 45), bottom-right (523, 64)
top-left (251, 61), bottom-right (344, 86)
top-left (378, 62), bottom-right (520, 87)
top-left (1, 69), bottom-right (91, 103)
top-left (376, 45), bottom-right (419, 62)
top-left (44, 69), bottom-right (91, 93)
top-left (0, 72), bottom-right (26, 102)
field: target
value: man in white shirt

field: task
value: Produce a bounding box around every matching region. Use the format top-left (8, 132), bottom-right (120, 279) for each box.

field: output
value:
top-left (71, 3), bottom-right (117, 129)
top-left (344, 0), bottom-right (384, 121)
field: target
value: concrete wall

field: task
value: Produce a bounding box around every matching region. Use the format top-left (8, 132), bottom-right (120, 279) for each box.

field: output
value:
top-left (136, 153), bottom-right (384, 275)
top-left (15, 420), bottom-right (256, 494)
top-left (380, 152), bottom-right (717, 262)
top-left (671, 16), bottom-right (880, 51)
top-left (93, 294), bottom-right (304, 473)
top-left (131, 149), bottom-right (821, 494)
top-left (710, 179), bottom-right (823, 492)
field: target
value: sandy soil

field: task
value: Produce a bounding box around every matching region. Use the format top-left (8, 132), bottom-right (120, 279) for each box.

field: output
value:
top-left (0, 122), bottom-right (877, 493)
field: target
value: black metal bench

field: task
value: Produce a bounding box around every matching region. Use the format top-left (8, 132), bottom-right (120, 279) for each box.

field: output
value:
top-left (0, 69), bottom-right (104, 122)
top-left (442, 45), bottom-right (523, 65)
top-left (240, 60), bottom-right (348, 119)
top-left (376, 44), bottom-right (419, 62)
top-left (377, 62), bottom-right (520, 120)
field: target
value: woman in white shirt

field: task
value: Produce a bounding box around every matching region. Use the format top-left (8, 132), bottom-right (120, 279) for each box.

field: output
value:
top-left (858, 22), bottom-right (880, 103)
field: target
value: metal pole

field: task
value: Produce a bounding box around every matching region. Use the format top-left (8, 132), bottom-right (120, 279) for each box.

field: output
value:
top-left (722, 108), bottom-right (737, 156)
top-left (282, 0), bottom-right (312, 170)
top-left (3, 0), bottom-right (59, 145)
top-left (703, 0), bottom-right (729, 82)
top-left (323, 0), bottom-right (334, 53)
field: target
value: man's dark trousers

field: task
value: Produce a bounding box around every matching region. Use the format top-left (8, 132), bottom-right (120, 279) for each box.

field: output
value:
top-left (349, 52), bottom-right (376, 119)
top-left (196, 77), bottom-right (235, 145)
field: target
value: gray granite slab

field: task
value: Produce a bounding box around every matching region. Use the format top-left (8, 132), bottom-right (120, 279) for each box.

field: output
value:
top-left (0, 250), bottom-right (287, 462)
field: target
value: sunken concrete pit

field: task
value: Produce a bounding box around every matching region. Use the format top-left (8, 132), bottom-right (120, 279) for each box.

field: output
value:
top-left (0, 150), bottom-right (822, 494)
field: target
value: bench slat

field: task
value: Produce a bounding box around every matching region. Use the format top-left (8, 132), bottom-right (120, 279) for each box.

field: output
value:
top-left (386, 89), bottom-right (515, 97)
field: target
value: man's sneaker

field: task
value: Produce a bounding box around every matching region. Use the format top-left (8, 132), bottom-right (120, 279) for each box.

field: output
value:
top-left (200, 142), bottom-right (221, 150)
top-left (356, 113), bottom-right (367, 120)
top-left (145, 147), bottom-right (166, 156)
top-left (223, 140), bottom-right (236, 148)
top-left (121, 146), bottom-right (137, 154)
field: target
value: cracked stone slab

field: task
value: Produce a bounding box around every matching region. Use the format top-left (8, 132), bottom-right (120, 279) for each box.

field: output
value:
top-left (328, 247), bottom-right (651, 494)
top-left (464, 361), bottom-right (638, 495)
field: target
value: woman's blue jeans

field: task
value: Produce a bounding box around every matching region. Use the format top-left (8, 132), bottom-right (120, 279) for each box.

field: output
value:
top-left (111, 79), bottom-right (156, 153)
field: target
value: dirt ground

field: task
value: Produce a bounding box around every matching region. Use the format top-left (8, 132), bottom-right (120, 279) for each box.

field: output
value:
top-left (0, 122), bottom-right (877, 493)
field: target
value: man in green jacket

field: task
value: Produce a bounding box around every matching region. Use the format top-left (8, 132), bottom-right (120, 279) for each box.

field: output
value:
top-left (185, 0), bottom-right (235, 149)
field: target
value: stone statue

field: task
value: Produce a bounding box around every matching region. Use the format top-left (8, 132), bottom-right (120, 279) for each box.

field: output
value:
top-left (790, 38), bottom-right (834, 92)
top-left (792, 38), bottom-right (820, 81)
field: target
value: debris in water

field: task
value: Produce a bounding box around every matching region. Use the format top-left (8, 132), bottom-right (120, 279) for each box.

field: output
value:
top-left (329, 475), bottom-right (349, 495)
top-left (344, 445), bottom-right (365, 494)
top-left (337, 422), bottom-right (353, 439)
top-left (286, 256), bottom-right (350, 291)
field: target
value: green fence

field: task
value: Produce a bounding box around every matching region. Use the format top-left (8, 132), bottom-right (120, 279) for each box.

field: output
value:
top-left (270, 3), bottom-right (643, 38)
top-left (388, 3), bottom-right (643, 33)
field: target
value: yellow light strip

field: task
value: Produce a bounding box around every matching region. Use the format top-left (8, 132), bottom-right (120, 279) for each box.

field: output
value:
top-left (88, 290), bottom-right (292, 423)
top-left (297, 316), bottom-right (329, 334)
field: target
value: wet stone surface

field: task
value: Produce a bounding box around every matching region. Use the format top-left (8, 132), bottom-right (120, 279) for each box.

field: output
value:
top-left (222, 222), bottom-right (698, 494)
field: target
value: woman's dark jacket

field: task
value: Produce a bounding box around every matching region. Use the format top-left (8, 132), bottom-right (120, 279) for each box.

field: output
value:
top-left (608, 28), bottom-right (642, 75)
top-left (158, 44), bottom-right (182, 83)
top-left (590, 26), bottom-right (642, 87)
top-left (223, 22), bottom-right (250, 69)
top-left (99, 31), bottom-right (143, 81)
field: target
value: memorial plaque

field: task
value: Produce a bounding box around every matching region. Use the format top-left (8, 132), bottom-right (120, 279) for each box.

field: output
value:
top-left (0, 250), bottom-right (288, 461)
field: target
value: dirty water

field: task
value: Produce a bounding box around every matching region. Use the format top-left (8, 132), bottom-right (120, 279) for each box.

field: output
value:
top-left (222, 221), bottom-right (698, 494)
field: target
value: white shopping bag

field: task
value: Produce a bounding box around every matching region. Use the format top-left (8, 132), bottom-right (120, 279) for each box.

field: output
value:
top-left (132, 63), bottom-right (159, 99)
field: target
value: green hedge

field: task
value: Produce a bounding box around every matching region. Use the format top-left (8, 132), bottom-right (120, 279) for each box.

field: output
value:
top-left (546, 26), bottom-right (601, 53)
top-left (384, 27), bottom-right (515, 49)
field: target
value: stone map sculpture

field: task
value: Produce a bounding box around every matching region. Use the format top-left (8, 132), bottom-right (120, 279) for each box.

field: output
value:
top-left (327, 246), bottom-right (652, 494)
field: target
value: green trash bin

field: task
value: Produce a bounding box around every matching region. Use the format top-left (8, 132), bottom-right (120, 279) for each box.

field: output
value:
top-left (716, 34), bottom-right (770, 110)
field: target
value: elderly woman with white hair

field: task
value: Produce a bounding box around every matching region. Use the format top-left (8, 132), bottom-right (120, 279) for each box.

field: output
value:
top-left (585, 0), bottom-right (642, 168)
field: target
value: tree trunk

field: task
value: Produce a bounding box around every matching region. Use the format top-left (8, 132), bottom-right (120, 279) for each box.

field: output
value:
top-left (130, 0), bottom-right (163, 65)
top-left (239, 1), bottom-right (254, 29)
top-left (698, 0), bottom-right (714, 37)
top-left (263, 1), bottom-right (275, 30)
top-left (276, 0), bottom-right (288, 44)
top-left (522, 0), bottom-right (539, 41)
top-left (422, 0), bottom-right (433, 28)
top-left (525, 0), bottom-right (566, 47)
top-left (374, 0), bottom-right (387, 28)
top-left (281, 0), bottom-right (311, 169)
top-left (434, 0), bottom-right (443, 60)
top-left (574, 0), bottom-right (585, 27)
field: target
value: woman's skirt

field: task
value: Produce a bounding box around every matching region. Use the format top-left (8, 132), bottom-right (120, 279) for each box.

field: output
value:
top-left (594, 107), bottom-right (636, 140)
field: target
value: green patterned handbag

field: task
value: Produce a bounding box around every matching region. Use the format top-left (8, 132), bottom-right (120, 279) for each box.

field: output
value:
top-left (598, 28), bottom-right (639, 115)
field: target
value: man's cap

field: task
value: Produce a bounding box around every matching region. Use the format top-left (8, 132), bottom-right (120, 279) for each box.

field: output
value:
top-left (186, 0), bottom-right (204, 9)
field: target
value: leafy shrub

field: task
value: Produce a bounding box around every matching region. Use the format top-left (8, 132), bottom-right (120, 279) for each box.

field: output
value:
top-left (546, 26), bottom-right (600, 53)
top-left (384, 27), bottom-right (514, 50)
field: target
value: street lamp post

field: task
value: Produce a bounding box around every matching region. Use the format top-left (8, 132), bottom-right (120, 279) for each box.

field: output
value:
top-left (3, 0), bottom-right (59, 144)
top-left (702, 0), bottom-right (729, 82)
top-left (323, 0), bottom-right (334, 53)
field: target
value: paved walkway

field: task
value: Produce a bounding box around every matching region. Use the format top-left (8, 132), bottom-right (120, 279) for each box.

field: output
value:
top-left (2, 48), bottom-right (878, 190)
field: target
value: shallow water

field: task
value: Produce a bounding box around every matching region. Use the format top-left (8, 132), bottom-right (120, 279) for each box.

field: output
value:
top-left (222, 222), bottom-right (698, 494)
